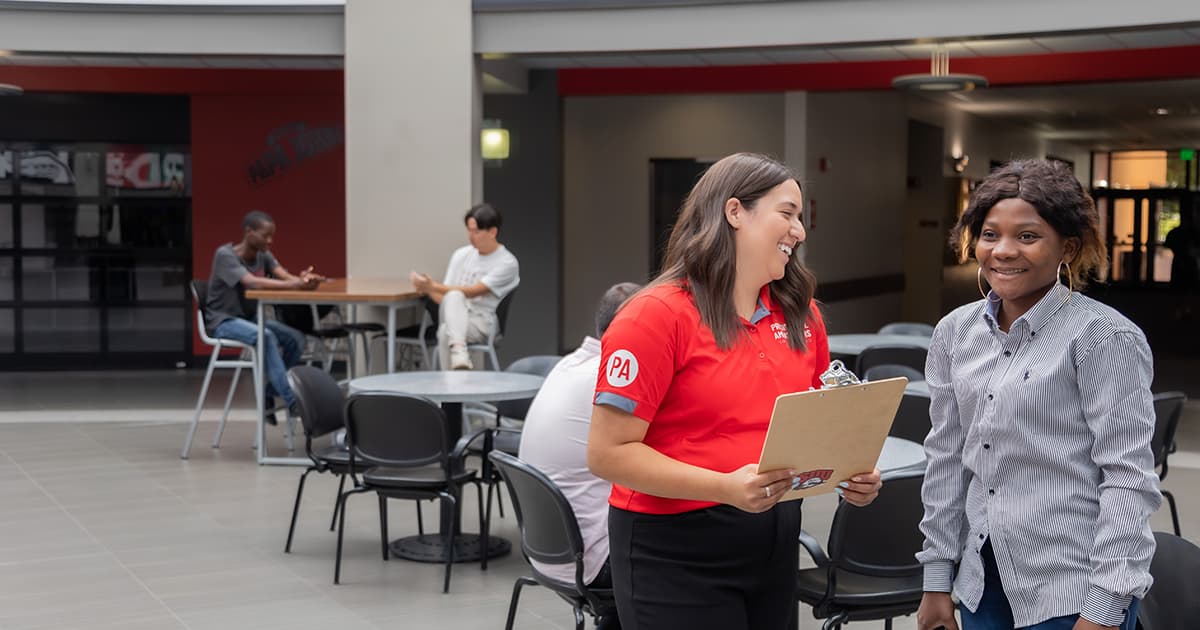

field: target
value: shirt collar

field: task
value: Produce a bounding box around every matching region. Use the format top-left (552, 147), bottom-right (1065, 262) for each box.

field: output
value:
top-left (750, 285), bottom-right (774, 325)
top-left (579, 336), bottom-right (601, 357)
top-left (982, 282), bottom-right (1071, 334)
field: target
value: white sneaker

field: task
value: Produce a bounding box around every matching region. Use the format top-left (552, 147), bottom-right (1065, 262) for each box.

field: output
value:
top-left (449, 346), bottom-right (473, 370)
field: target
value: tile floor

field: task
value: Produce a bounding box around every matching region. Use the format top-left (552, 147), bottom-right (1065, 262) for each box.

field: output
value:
top-left (0, 369), bottom-right (1196, 630)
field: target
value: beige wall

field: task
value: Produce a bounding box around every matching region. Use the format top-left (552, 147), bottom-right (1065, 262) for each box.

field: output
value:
top-left (561, 93), bottom-right (786, 346)
top-left (345, 0), bottom-right (478, 282)
top-left (802, 91), bottom-right (908, 332)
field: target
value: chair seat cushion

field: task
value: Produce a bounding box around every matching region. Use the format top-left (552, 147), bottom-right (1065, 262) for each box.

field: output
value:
top-left (795, 568), bottom-right (923, 608)
top-left (313, 445), bottom-right (351, 467)
top-left (341, 322), bottom-right (386, 333)
top-left (363, 464), bottom-right (476, 488)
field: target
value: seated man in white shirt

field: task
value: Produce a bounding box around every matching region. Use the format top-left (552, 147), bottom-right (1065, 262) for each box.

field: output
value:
top-left (410, 203), bottom-right (520, 370)
top-left (518, 282), bottom-right (641, 630)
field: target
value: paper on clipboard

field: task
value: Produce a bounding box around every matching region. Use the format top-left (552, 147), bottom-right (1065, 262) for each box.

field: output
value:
top-left (757, 376), bottom-right (908, 500)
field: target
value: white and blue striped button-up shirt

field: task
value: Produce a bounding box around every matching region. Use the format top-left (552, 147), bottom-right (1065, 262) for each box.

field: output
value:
top-left (917, 283), bottom-right (1161, 627)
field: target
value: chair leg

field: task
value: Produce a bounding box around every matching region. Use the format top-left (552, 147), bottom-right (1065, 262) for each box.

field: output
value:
top-left (476, 481), bottom-right (488, 571)
top-left (416, 501), bottom-right (424, 536)
top-left (573, 606), bottom-right (585, 630)
top-left (330, 474), bottom-right (347, 531)
top-left (495, 479), bottom-right (506, 518)
top-left (181, 349), bottom-right (219, 459)
top-left (378, 494), bottom-right (389, 561)
top-left (885, 618), bottom-right (893, 630)
top-left (504, 576), bottom-right (537, 630)
top-left (822, 611), bottom-right (848, 630)
top-left (213, 364), bottom-right (242, 449)
top-left (1164, 489), bottom-right (1181, 536)
top-left (285, 467), bottom-right (315, 553)
top-left (442, 492), bottom-right (458, 593)
top-left (486, 347), bottom-right (500, 371)
top-left (334, 487), bottom-right (370, 585)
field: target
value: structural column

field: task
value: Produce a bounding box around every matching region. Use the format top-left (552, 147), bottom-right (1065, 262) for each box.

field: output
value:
top-left (345, 0), bottom-right (481, 281)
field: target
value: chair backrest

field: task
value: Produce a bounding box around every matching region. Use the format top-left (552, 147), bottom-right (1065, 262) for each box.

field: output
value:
top-left (827, 469), bottom-right (925, 577)
top-left (287, 366), bottom-right (346, 439)
top-left (1150, 391), bottom-right (1186, 471)
top-left (493, 354), bottom-right (561, 420)
top-left (494, 288), bottom-right (517, 338)
top-left (489, 450), bottom-right (586, 570)
top-left (1138, 531), bottom-right (1200, 630)
top-left (877, 322), bottom-right (935, 337)
top-left (889, 393), bottom-right (932, 444)
top-left (855, 344), bottom-right (928, 380)
top-left (345, 392), bottom-right (449, 470)
top-left (865, 364), bottom-right (924, 383)
top-left (191, 279), bottom-right (217, 343)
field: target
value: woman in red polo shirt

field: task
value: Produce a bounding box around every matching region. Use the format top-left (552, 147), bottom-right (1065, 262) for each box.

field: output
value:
top-left (588, 152), bottom-right (883, 630)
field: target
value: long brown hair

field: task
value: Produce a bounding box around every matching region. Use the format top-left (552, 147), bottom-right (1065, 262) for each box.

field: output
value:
top-left (651, 152), bottom-right (816, 350)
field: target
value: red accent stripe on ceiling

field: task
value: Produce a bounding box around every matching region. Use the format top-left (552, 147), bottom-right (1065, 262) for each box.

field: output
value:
top-left (558, 45), bottom-right (1200, 96)
top-left (0, 65), bottom-right (343, 95)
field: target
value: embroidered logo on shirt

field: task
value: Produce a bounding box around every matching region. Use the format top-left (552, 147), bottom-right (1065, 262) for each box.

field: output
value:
top-left (791, 469), bottom-right (833, 490)
top-left (605, 350), bottom-right (639, 388)
top-left (770, 322), bottom-right (789, 344)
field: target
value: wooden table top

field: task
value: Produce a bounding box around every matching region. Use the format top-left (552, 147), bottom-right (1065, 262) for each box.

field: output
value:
top-left (245, 277), bottom-right (419, 303)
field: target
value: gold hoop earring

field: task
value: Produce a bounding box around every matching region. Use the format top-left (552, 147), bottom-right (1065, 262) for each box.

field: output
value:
top-left (1058, 261), bottom-right (1074, 305)
top-left (978, 266), bottom-right (1001, 302)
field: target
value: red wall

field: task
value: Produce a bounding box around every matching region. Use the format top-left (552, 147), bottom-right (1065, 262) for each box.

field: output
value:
top-left (0, 65), bottom-right (347, 356)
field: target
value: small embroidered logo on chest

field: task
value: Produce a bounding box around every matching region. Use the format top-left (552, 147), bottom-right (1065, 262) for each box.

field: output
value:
top-left (771, 322), bottom-right (789, 344)
top-left (605, 350), bottom-right (639, 387)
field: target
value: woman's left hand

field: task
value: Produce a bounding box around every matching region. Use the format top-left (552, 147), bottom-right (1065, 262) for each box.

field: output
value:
top-left (838, 468), bottom-right (882, 506)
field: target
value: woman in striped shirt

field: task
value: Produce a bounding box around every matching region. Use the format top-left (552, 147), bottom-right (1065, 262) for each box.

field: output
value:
top-left (916, 159), bottom-right (1161, 630)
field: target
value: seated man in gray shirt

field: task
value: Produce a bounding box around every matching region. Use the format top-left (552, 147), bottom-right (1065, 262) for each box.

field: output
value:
top-left (205, 210), bottom-right (323, 421)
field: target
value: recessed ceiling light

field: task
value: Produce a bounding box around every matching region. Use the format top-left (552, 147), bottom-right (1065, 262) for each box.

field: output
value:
top-left (1154, 108), bottom-right (1170, 116)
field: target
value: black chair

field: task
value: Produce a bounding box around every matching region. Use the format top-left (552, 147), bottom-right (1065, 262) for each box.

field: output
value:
top-left (276, 303), bottom-right (354, 376)
top-left (864, 364), bottom-right (924, 383)
top-left (1151, 391), bottom-right (1186, 536)
top-left (855, 344), bottom-right (927, 381)
top-left (1138, 531), bottom-right (1200, 630)
top-left (337, 392), bottom-right (484, 592)
top-left (796, 469), bottom-right (925, 630)
top-left (888, 392), bottom-right (932, 445)
top-left (489, 451), bottom-right (616, 630)
top-left (467, 354), bottom-right (561, 520)
top-left (877, 322), bottom-right (935, 337)
top-left (284, 366), bottom-right (352, 552)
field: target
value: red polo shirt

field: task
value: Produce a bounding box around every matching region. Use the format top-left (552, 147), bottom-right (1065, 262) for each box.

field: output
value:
top-left (594, 283), bottom-right (830, 514)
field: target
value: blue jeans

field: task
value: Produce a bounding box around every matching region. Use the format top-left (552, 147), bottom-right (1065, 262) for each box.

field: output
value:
top-left (213, 318), bottom-right (305, 407)
top-left (961, 542), bottom-right (1139, 630)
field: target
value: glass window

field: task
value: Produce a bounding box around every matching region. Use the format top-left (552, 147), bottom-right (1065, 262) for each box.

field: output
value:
top-left (0, 309), bottom-right (12, 352)
top-left (104, 203), bottom-right (188, 248)
top-left (22, 307), bottom-right (101, 352)
top-left (17, 150), bottom-right (103, 197)
top-left (107, 307), bottom-right (186, 352)
top-left (0, 151), bottom-right (12, 195)
top-left (106, 149), bottom-right (190, 197)
top-left (0, 258), bottom-right (12, 300)
top-left (0, 203), bottom-right (11, 248)
top-left (21, 203), bottom-right (110, 249)
top-left (22, 255), bottom-right (97, 302)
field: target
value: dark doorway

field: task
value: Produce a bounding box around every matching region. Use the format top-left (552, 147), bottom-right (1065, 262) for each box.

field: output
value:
top-left (649, 158), bottom-right (711, 276)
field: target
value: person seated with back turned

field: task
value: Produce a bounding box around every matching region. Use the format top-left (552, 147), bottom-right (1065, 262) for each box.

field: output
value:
top-left (205, 210), bottom-right (324, 422)
top-left (409, 203), bottom-right (520, 370)
top-left (517, 282), bottom-right (642, 630)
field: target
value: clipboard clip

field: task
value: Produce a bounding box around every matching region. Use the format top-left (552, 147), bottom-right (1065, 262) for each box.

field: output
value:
top-left (819, 359), bottom-right (861, 389)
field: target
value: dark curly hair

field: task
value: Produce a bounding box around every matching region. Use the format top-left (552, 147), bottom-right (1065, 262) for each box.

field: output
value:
top-left (950, 159), bottom-right (1107, 289)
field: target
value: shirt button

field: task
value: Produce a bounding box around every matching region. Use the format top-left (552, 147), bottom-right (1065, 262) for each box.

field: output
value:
top-left (979, 534), bottom-right (985, 540)
top-left (987, 394), bottom-right (994, 400)
top-left (1003, 351), bottom-right (1011, 357)
top-left (988, 489), bottom-right (995, 495)
top-left (758, 352), bottom-right (765, 359)
top-left (983, 443), bottom-right (990, 449)
top-left (749, 326), bottom-right (757, 333)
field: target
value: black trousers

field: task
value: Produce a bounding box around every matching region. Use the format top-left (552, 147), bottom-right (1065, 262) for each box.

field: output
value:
top-left (609, 501), bottom-right (801, 630)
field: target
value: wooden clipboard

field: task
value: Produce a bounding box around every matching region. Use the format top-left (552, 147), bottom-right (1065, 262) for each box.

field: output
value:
top-left (757, 377), bottom-right (908, 500)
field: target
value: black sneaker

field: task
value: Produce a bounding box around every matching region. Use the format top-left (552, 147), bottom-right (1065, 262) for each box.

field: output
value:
top-left (288, 401), bottom-right (302, 421)
top-left (264, 411), bottom-right (278, 426)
